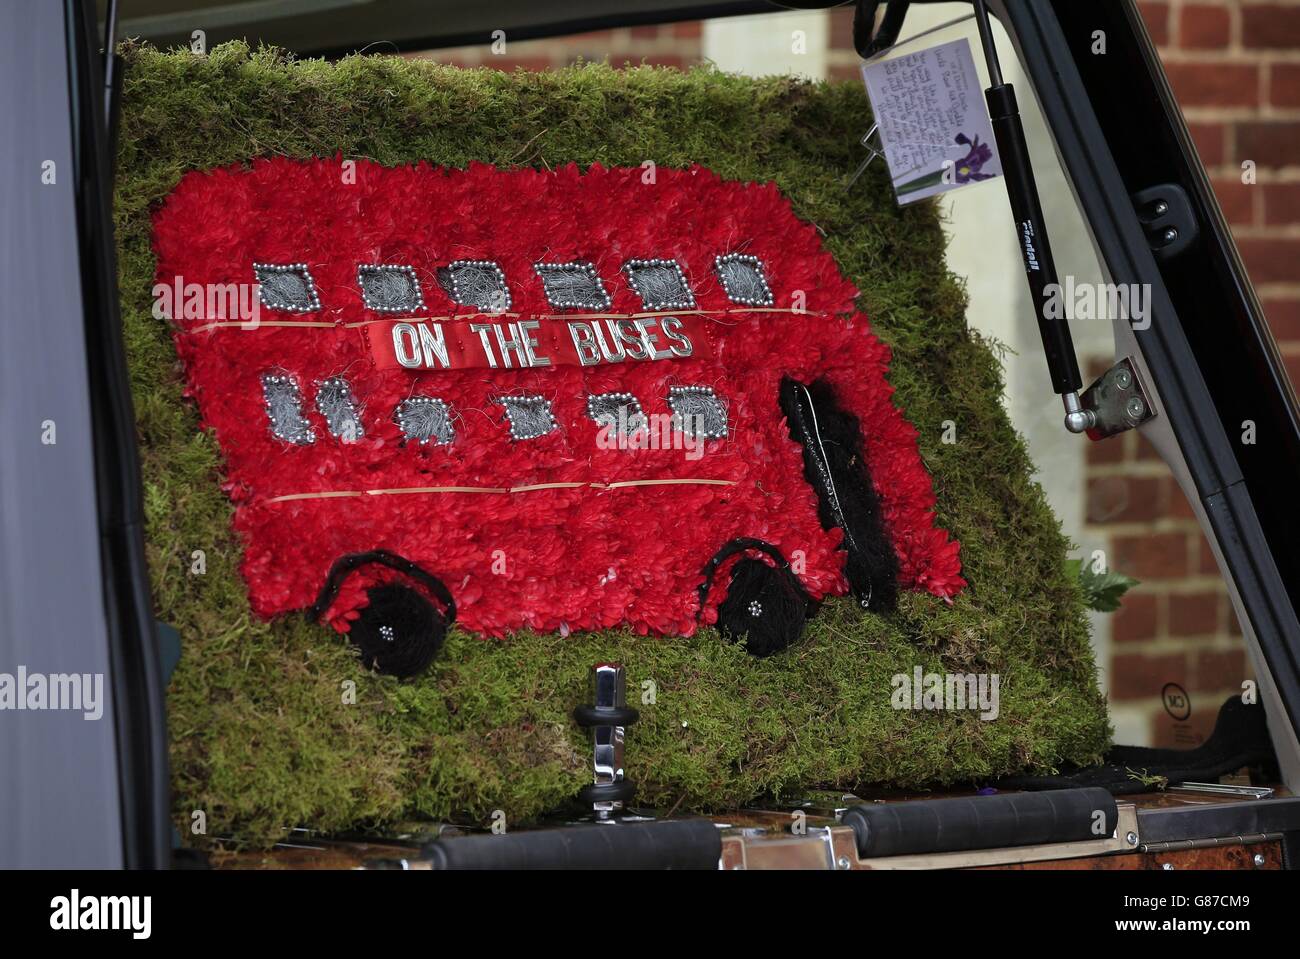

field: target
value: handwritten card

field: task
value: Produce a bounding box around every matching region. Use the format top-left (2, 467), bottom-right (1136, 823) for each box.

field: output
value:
top-left (860, 37), bottom-right (1002, 205)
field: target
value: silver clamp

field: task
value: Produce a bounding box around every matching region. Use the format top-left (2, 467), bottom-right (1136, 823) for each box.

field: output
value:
top-left (846, 123), bottom-right (886, 188)
top-left (574, 663), bottom-right (639, 820)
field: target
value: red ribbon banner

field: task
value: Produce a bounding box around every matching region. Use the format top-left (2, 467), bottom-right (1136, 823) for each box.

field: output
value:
top-left (363, 315), bottom-right (714, 372)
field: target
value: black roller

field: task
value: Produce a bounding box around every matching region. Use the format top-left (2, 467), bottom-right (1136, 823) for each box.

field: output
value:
top-left (420, 819), bottom-right (722, 870)
top-left (842, 787), bottom-right (1119, 859)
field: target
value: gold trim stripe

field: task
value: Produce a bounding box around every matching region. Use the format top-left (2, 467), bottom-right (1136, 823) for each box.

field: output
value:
top-left (262, 477), bottom-right (736, 505)
top-left (184, 319), bottom-right (338, 333)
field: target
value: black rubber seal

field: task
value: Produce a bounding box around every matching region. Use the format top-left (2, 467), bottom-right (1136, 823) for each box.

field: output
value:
top-left (573, 704), bottom-right (640, 728)
top-left (577, 780), bottom-right (639, 805)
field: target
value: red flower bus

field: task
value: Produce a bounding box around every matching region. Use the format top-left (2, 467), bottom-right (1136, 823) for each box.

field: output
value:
top-left (153, 159), bottom-right (963, 675)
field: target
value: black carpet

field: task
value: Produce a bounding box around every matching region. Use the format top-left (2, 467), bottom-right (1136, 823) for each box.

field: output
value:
top-left (994, 696), bottom-right (1279, 794)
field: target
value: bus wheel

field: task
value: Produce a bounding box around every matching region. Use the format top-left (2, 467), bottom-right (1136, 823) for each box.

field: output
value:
top-left (308, 550), bottom-right (457, 678)
top-left (349, 583), bottom-right (447, 678)
top-left (698, 538), bottom-right (816, 657)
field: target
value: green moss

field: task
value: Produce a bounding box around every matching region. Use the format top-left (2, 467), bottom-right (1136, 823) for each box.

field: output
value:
top-left (115, 42), bottom-right (1110, 847)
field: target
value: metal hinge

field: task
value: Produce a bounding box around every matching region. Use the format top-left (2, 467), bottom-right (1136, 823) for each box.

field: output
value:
top-left (1076, 356), bottom-right (1157, 440)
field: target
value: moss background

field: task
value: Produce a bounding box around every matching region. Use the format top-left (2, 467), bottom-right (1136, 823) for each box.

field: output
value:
top-left (114, 42), bottom-right (1110, 847)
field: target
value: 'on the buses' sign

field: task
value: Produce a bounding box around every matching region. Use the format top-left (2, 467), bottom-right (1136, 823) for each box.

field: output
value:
top-left (369, 314), bottom-right (713, 371)
top-left (153, 158), bottom-right (963, 671)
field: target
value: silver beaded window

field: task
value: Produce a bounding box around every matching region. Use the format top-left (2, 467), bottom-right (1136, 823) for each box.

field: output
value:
top-left (533, 261), bottom-right (612, 311)
top-left (586, 392), bottom-right (645, 436)
top-left (668, 385), bottom-right (728, 441)
top-left (438, 259), bottom-right (512, 312)
top-left (622, 258), bottom-right (695, 310)
top-left (260, 372), bottom-right (316, 445)
top-left (253, 262), bottom-right (321, 313)
top-left (357, 264), bottom-right (425, 314)
top-left (395, 396), bottom-right (454, 446)
top-left (714, 253), bottom-right (774, 307)
top-left (315, 377), bottom-right (364, 442)
top-left (497, 394), bottom-right (558, 441)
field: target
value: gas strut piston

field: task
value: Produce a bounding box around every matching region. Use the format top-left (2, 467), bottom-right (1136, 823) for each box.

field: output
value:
top-left (574, 663), bottom-right (639, 820)
top-left (972, 0), bottom-right (1093, 434)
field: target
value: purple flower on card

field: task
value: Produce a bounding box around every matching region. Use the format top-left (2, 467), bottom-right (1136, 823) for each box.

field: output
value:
top-left (954, 132), bottom-right (995, 183)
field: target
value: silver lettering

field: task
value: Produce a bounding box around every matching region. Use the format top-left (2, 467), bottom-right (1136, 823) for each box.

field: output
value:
top-left (614, 319), bottom-right (648, 360)
top-left (469, 322), bottom-right (499, 368)
top-left (592, 320), bottom-right (626, 363)
top-left (516, 319), bottom-right (551, 368)
top-left (391, 323), bottom-right (423, 368)
top-left (567, 321), bottom-right (602, 366)
top-left (418, 322), bottom-right (451, 369)
top-left (660, 316), bottom-right (694, 358)
top-left (636, 318), bottom-right (674, 360)
top-left (493, 322), bottom-right (527, 369)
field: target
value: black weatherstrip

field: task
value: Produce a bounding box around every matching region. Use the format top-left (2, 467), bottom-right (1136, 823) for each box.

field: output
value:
top-left (68, 0), bottom-right (171, 868)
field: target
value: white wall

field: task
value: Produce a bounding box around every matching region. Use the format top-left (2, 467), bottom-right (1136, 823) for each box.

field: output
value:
top-left (702, 10), bottom-right (830, 79)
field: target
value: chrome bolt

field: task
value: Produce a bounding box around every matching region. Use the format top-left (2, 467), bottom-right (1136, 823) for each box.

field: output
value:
top-left (1163, 227), bottom-right (1179, 243)
top-left (1126, 397), bottom-right (1147, 420)
top-left (1126, 831), bottom-right (1138, 846)
top-left (837, 856), bottom-right (852, 870)
top-left (1162, 862), bottom-right (1174, 871)
top-left (1253, 853), bottom-right (1266, 867)
top-left (1113, 368), bottom-right (1133, 390)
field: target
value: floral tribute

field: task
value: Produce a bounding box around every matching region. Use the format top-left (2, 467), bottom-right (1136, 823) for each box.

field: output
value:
top-left (152, 158), bottom-right (963, 641)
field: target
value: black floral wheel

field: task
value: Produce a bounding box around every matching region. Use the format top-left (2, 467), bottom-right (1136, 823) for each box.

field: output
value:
top-left (308, 550), bottom-right (456, 678)
top-left (699, 538), bottom-right (816, 657)
top-left (348, 583), bottom-right (446, 678)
